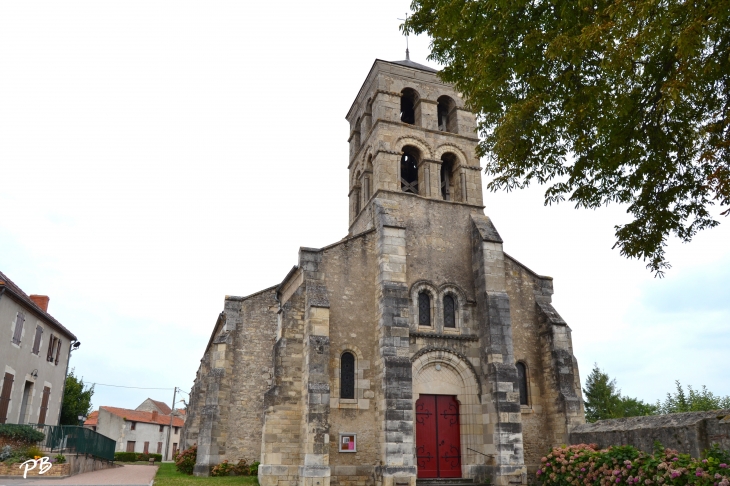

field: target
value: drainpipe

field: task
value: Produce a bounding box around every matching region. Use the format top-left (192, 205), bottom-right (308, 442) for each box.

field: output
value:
top-left (57, 339), bottom-right (77, 426)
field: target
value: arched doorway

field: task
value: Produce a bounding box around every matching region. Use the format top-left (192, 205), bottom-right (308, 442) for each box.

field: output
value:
top-left (412, 349), bottom-right (484, 479)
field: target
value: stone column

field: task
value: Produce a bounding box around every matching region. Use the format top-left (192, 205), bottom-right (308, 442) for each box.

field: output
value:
top-left (373, 199), bottom-right (416, 486)
top-left (471, 214), bottom-right (527, 486)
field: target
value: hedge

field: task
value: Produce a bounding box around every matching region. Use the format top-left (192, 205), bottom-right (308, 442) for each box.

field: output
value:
top-left (114, 452), bottom-right (137, 462)
top-left (537, 443), bottom-right (729, 486)
top-left (0, 424), bottom-right (45, 444)
top-left (114, 452), bottom-right (164, 462)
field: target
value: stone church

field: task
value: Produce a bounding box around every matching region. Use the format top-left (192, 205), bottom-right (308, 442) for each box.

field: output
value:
top-left (181, 57), bottom-right (585, 486)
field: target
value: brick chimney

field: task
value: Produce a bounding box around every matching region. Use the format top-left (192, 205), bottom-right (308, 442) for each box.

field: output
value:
top-left (29, 295), bottom-right (49, 312)
top-left (151, 410), bottom-right (159, 421)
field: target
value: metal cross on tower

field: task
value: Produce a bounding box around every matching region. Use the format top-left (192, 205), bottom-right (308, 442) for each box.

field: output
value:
top-left (398, 13), bottom-right (411, 60)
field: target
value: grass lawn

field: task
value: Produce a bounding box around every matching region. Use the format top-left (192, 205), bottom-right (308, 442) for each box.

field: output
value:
top-left (154, 462), bottom-right (259, 485)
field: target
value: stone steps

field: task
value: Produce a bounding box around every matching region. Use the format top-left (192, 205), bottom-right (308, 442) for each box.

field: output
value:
top-left (417, 478), bottom-right (476, 486)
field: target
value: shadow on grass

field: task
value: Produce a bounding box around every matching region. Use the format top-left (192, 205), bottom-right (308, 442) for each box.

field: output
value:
top-left (155, 462), bottom-right (259, 485)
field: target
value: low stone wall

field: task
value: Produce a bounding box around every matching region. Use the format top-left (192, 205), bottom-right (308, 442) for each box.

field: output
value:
top-left (0, 454), bottom-right (118, 479)
top-left (570, 410), bottom-right (730, 457)
top-left (67, 453), bottom-right (119, 475)
top-left (0, 461), bottom-right (70, 478)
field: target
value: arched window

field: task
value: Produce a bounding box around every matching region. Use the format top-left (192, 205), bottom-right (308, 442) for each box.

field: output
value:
top-left (516, 362), bottom-right (529, 405)
top-left (443, 294), bottom-right (456, 328)
top-left (401, 88), bottom-right (418, 125)
top-left (437, 95), bottom-right (457, 133)
top-left (418, 291), bottom-right (431, 327)
top-left (400, 146), bottom-right (419, 194)
top-left (364, 155), bottom-right (373, 200)
top-left (341, 352), bottom-right (355, 399)
top-left (440, 154), bottom-right (457, 201)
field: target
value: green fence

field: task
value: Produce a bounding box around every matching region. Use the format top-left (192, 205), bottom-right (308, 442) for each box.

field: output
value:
top-left (0, 424), bottom-right (116, 462)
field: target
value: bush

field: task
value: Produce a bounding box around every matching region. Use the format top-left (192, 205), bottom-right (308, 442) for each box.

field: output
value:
top-left (149, 453), bottom-right (162, 462)
top-left (175, 445), bottom-right (197, 475)
top-left (54, 454), bottom-right (66, 464)
top-left (137, 453), bottom-right (150, 461)
top-left (232, 459), bottom-right (250, 476)
top-left (24, 445), bottom-right (43, 459)
top-left (250, 461), bottom-right (260, 476)
top-left (0, 424), bottom-right (45, 444)
top-left (537, 443), bottom-right (730, 486)
top-left (211, 459), bottom-right (235, 477)
top-left (114, 452), bottom-right (138, 462)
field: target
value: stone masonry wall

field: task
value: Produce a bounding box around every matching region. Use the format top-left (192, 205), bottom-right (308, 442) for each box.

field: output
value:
top-left (226, 289), bottom-right (278, 464)
top-left (317, 231), bottom-right (380, 486)
top-left (570, 411), bottom-right (730, 458)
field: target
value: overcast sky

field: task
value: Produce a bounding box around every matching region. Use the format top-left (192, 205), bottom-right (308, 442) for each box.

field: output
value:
top-left (1, 1), bottom-right (728, 414)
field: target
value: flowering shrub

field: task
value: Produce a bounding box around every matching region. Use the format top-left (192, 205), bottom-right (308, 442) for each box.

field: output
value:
top-left (211, 459), bottom-right (235, 477)
top-left (537, 443), bottom-right (729, 486)
top-left (174, 444), bottom-right (197, 475)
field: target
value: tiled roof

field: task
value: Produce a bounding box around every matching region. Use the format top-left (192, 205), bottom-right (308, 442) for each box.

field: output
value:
top-left (99, 406), bottom-right (185, 427)
top-left (0, 270), bottom-right (77, 340)
top-left (149, 399), bottom-right (171, 415)
top-left (84, 410), bottom-right (99, 426)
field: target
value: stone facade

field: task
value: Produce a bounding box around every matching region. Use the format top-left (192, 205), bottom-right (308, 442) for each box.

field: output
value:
top-left (182, 58), bottom-right (585, 485)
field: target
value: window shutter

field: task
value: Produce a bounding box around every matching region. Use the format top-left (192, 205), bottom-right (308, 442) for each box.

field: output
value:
top-left (38, 386), bottom-right (51, 425)
top-left (55, 339), bottom-right (62, 365)
top-left (126, 441), bottom-right (136, 453)
top-left (157, 442), bottom-right (162, 454)
top-left (47, 336), bottom-right (55, 362)
top-left (12, 312), bottom-right (25, 344)
top-left (143, 441), bottom-right (149, 454)
top-left (32, 326), bottom-right (43, 355)
top-left (0, 373), bottom-right (14, 424)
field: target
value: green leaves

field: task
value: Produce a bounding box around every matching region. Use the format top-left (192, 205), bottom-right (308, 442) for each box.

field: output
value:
top-left (657, 381), bottom-right (730, 414)
top-left (405, 0), bottom-right (730, 275)
top-left (59, 369), bottom-right (94, 426)
top-left (583, 364), bottom-right (658, 422)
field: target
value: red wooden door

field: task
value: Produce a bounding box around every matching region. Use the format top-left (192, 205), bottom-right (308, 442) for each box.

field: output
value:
top-left (415, 395), bottom-right (461, 478)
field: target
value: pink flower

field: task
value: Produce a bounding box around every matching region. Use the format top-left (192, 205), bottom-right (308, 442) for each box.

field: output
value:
top-left (720, 464), bottom-right (728, 469)
top-left (536, 470), bottom-right (542, 476)
top-left (542, 457), bottom-right (548, 463)
top-left (672, 458), bottom-right (679, 462)
top-left (582, 468), bottom-right (586, 472)
top-left (616, 479), bottom-right (621, 483)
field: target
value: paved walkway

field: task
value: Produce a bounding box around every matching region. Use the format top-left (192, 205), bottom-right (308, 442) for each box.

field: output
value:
top-left (0, 464), bottom-right (158, 486)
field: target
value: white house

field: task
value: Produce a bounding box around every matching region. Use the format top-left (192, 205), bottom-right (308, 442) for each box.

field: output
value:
top-left (85, 400), bottom-right (185, 460)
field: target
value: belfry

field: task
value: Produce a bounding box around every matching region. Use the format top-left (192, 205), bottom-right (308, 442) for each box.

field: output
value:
top-left (181, 57), bottom-right (586, 486)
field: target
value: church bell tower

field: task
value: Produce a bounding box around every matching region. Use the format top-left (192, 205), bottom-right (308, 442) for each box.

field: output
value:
top-left (345, 57), bottom-right (485, 235)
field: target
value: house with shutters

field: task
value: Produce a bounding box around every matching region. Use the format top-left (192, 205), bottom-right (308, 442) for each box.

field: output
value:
top-left (85, 400), bottom-right (185, 459)
top-left (0, 270), bottom-right (78, 425)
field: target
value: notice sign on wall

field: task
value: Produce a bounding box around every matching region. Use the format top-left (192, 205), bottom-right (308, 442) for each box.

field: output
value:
top-left (339, 433), bottom-right (357, 453)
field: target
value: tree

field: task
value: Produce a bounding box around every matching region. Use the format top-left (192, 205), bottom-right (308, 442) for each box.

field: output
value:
top-left (59, 369), bottom-right (94, 426)
top-left (657, 380), bottom-right (730, 414)
top-left (582, 364), bottom-right (657, 422)
top-left (583, 364), bottom-right (623, 422)
top-left (404, 0), bottom-right (730, 275)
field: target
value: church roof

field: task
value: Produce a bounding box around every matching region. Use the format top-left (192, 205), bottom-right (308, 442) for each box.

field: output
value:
top-left (389, 58), bottom-right (438, 73)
